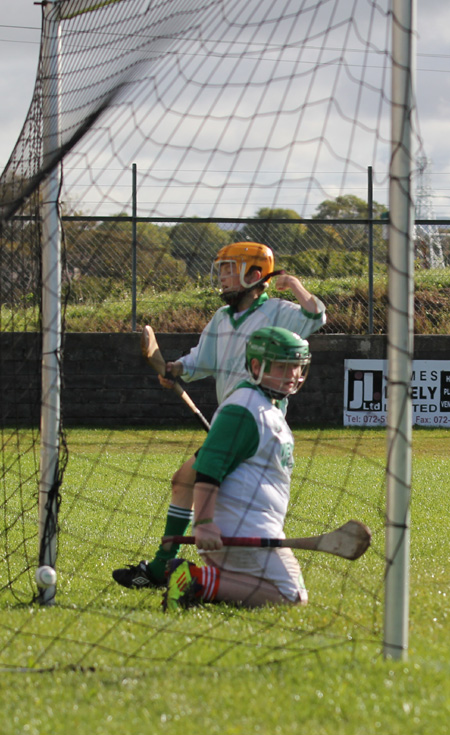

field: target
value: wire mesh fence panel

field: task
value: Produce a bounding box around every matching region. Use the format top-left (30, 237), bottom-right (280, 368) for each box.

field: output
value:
top-left (4, 216), bottom-right (450, 334)
top-left (59, 216), bottom-right (450, 334)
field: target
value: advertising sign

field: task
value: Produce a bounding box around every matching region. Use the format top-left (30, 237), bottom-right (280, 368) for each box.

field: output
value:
top-left (344, 360), bottom-right (450, 427)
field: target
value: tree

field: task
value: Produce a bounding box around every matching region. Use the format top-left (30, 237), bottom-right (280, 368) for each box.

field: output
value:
top-left (62, 215), bottom-right (187, 299)
top-left (170, 220), bottom-right (234, 278)
top-left (314, 194), bottom-right (386, 221)
top-left (0, 179), bottom-right (41, 305)
top-left (137, 221), bottom-right (187, 289)
top-left (240, 208), bottom-right (307, 256)
top-left (63, 214), bottom-right (133, 279)
top-left (310, 194), bottom-right (389, 272)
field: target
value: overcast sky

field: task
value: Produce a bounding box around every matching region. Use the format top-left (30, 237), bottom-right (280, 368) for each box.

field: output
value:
top-left (0, 2), bottom-right (42, 168)
top-left (1, 0), bottom-right (450, 218)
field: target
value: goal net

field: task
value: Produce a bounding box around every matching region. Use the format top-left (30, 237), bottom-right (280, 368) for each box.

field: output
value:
top-left (0, 0), bottom-right (415, 670)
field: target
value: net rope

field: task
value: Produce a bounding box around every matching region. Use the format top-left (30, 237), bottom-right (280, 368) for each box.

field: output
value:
top-left (0, 0), bottom-right (417, 671)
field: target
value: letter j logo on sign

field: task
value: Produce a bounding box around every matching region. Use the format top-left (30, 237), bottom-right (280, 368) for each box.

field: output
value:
top-left (347, 370), bottom-right (383, 411)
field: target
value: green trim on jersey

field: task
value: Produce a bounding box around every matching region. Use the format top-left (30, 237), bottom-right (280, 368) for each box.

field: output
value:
top-left (225, 293), bottom-right (269, 329)
top-left (193, 403), bottom-right (259, 484)
top-left (302, 305), bottom-right (324, 320)
top-left (226, 291), bottom-right (324, 325)
top-left (236, 379), bottom-right (286, 411)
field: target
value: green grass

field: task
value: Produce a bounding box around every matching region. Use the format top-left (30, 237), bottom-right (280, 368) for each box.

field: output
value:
top-left (1, 426), bottom-right (449, 734)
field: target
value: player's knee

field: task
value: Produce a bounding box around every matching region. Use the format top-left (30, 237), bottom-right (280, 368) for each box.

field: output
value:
top-left (293, 590), bottom-right (308, 606)
top-left (171, 465), bottom-right (193, 487)
top-left (278, 582), bottom-right (308, 606)
top-left (171, 466), bottom-right (195, 505)
top-left (170, 455), bottom-right (198, 504)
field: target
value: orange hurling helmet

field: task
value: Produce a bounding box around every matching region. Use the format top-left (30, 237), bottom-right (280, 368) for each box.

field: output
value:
top-left (212, 242), bottom-right (275, 290)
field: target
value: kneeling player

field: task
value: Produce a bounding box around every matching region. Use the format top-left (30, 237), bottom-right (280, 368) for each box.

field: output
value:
top-left (163, 326), bottom-right (311, 611)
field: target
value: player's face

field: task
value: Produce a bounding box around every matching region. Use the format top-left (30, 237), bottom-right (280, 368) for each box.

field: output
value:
top-left (262, 361), bottom-right (303, 396)
top-left (218, 262), bottom-right (242, 293)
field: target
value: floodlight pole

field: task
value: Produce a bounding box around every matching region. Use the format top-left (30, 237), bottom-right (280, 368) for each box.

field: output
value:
top-left (38, 1), bottom-right (61, 605)
top-left (384, 0), bottom-right (416, 659)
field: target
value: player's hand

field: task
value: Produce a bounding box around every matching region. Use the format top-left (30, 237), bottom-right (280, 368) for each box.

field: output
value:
top-left (274, 273), bottom-right (299, 292)
top-left (166, 360), bottom-right (183, 377)
top-left (195, 522), bottom-right (223, 551)
top-left (158, 374), bottom-right (176, 390)
top-left (158, 361), bottom-right (183, 389)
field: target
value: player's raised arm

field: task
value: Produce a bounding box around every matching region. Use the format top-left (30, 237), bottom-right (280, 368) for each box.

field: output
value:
top-left (274, 274), bottom-right (323, 314)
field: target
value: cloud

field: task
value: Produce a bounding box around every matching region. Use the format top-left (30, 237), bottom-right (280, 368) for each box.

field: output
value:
top-left (2, 0), bottom-right (450, 218)
top-left (0, 1), bottom-right (41, 169)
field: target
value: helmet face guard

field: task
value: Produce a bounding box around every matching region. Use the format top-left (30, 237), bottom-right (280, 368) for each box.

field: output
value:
top-left (246, 326), bottom-right (311, 398)
top-left (211, 242), bottom-right (275, 297)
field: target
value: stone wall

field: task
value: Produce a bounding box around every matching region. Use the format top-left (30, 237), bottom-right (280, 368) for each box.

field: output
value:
top-left (1, 333), bottom-right (448, 426)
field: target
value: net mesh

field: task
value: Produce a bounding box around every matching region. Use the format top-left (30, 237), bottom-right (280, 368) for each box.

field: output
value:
top-left (1, 0), bottom-right (395, 221)
top-left (0, 0), bottom-right (415, 671)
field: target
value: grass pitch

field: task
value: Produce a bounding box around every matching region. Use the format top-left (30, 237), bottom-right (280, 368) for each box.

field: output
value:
top-left (1, 426), bottom-right (449, 734)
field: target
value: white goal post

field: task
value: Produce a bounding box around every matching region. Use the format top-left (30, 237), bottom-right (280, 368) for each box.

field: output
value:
top-left (384, 0), bottom-right (415, 660)
top-left (38, 1), bottom-right (62, 605)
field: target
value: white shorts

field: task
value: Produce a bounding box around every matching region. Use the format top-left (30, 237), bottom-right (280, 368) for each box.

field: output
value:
top-left (202, 547), bottom-right (308, 604)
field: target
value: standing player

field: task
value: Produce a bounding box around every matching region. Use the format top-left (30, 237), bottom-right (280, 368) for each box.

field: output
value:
top-left (113, 242), bottom-right (325, 589)
top-left (163, 327), bottom-right (311, 610)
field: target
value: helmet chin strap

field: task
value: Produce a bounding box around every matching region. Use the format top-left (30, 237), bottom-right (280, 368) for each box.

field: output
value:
top-left (221, 269), bottom-right (286, 305)
top-left (260, 381), bottom-right (302, 400)
top-left (251, 360), bottom-right (266, 386)
top-left (238, 267), bottom-right (285, 290)
top-left (249, 361), bottom-right (305, 399)
top-left (220, 282), bottom-right (261, 307)
top-left (250, 361), bottom-right (290, 399)
top-left (262, 386), bottom-right (288, 400)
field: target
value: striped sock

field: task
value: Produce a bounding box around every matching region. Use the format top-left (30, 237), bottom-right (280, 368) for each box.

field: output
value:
top-left (190, 565), bottom-right (220, 602)
top-left (147, 504), bottom-right (193, 583)
top-left (165, 504), bottom-right (193, 530)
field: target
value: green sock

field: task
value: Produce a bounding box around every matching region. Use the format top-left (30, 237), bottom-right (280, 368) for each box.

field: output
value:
top-left (147, 504), bottom-right (193, 582)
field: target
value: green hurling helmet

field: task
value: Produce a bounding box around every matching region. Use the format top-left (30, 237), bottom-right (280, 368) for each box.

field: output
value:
top-left (245, 327), bottom-right (311, 397)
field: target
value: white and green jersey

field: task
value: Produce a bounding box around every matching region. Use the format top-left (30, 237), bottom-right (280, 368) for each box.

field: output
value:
top-left (179, 292), bottom-right (325, 405)
top-left (193, 382), bottom-right (294, 538)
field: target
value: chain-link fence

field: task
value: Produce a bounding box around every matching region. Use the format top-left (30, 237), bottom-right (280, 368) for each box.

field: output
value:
top-left (3, 216), bottom-right (450, 334)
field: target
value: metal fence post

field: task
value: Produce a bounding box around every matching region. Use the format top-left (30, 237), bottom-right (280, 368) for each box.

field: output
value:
top-left (131, 163), bottom-right (137, 331)
top-left (368, 165), bottom-right (374, 333)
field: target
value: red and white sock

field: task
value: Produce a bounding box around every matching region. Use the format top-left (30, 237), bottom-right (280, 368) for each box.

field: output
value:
top-left (190, 564), bottom-right (220, 602)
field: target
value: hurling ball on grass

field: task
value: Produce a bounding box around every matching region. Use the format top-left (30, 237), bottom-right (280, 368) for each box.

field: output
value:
top-left (35, 565), bottom-right (57, 588)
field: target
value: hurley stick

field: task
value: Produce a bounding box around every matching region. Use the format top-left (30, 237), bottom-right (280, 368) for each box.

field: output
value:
top-left (162, 520), bottom-right (372, 561)
top-left (141, 325), bottom-right (210, 432)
